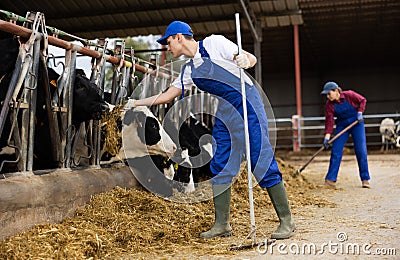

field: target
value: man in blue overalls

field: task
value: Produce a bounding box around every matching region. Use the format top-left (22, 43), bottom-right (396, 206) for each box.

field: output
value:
top-left (321, 81), bottom-right (371, 188)
top-left (128, 21), bottom-right (295, 239)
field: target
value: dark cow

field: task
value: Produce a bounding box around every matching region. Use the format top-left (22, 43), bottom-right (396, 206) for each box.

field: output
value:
top-left (34, 68), bottom-right (110, 168)
top-left (0, 33), bottom-right (19, 78)
top-left (0, 33), bottom-right (110, 170)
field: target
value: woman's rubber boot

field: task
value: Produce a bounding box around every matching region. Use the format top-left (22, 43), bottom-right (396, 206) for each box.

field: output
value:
top-left (200, 184), bottom-right (232, 238)
top-left (267, 181), bottom-right (295, 239)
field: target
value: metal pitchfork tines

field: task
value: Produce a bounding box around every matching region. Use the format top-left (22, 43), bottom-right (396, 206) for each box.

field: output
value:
top-left (229, 226), bottom-right (275, 251)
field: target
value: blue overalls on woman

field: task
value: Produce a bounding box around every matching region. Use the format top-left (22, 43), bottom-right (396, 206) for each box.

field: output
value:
top-left (321, 81), bottom-right (371, 188)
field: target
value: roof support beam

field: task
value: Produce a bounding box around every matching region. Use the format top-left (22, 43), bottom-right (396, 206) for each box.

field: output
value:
top-left (239, 0), bottom-right (262, 85)
top-left (253, 20), bottom-right (263, 86)
top-left (259, 9), bottom-right (302, 17)
top-left (239, 0), bottom-right (260, 43)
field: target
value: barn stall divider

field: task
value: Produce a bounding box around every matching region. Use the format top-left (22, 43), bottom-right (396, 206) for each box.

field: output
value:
top-left (0, 10), bottom-right (178, 241)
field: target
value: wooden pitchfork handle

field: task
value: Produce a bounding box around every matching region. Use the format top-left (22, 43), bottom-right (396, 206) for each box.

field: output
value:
top-left (295, 120), bottom-right (360, 175)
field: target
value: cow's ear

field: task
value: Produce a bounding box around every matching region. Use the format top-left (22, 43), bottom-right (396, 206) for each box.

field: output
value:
top-left (75, 69), bottom-right (86, 77)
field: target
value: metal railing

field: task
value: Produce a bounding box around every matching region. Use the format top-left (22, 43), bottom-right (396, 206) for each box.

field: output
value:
top-left (271, 113), bottom-right (400, 150)
top-left (0, 11), bottom-right (181, 173)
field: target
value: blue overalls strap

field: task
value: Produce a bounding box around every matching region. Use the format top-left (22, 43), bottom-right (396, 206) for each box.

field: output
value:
top-left (198, 41), bottom-right (214, 76)
top-left (180, 40), bottom-right (211, 99)
top-left (199, 41), bottom-right (209, 57)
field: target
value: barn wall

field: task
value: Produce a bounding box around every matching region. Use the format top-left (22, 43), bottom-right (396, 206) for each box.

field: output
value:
top-left (261, 66), bottom-right (400, 119)
top-left (0, 165), bottom-right (139, 241)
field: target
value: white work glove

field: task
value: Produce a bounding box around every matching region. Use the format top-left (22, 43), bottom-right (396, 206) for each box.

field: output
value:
top-left (124, 98), bottom-right (137, 110)
top-left (235, 53), bottom-right (250, 69)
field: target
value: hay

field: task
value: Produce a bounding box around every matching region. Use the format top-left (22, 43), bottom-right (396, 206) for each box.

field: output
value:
top-left (0, 158), bottom-right (334, 259)
top-left (100, 104), bottom-right (124, 156)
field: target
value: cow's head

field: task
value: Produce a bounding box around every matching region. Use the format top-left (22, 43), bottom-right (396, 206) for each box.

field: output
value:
top-left (72, 70), bottom-right (110, 124)
top-left (122, 106), bottom-right (177, 158)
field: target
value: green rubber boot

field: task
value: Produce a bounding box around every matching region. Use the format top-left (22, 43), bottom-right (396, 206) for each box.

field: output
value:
top-left (200, 184), bottom-right (232, 238)
top-left (267, 181), bottom-right (295, 239)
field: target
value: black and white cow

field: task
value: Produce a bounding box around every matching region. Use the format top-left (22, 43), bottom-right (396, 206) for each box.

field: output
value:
top-left (35, 68), bottom-right (110, 168)
top-left (102, 106), bottom-right (177, 160)
top-left (0, 33), bottom-right (111, 170)
top-left (101, 106), bottom-right (177, 197)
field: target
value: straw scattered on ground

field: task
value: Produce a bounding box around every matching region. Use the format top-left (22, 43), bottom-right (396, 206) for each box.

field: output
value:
top-left (0, 158), bottom-right (335, 259)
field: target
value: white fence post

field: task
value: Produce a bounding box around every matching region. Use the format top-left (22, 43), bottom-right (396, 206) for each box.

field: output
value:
top-left (292, 114), bottom-right (301, 151)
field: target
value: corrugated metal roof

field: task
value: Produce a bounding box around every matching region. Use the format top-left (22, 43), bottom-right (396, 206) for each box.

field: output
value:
top-left (0, 0), bottom-right (399, 73)
top-left (0, 0), bottom-right (302, 39)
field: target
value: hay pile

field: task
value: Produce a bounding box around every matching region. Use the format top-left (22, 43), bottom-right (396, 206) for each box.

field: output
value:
top-left (0, 158), bottom-right (334, 259)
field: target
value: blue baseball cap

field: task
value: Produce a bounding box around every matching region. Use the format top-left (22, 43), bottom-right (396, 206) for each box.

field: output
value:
top-left (321, 81), bottom-right (339, 94)
top-left (157, 21), bottom-right (193, 45)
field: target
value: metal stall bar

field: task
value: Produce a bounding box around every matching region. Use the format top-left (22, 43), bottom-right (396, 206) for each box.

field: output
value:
top-left (0, 18), bottom-right (180, 170)
top-left (62, 48), bottom-right (77, 168)
top-left (2, 12), bottom-right (43, 171)
top-left (26, 38), bottom-right (41, 171)
top-left (88, 39), bottom-right (108, 166)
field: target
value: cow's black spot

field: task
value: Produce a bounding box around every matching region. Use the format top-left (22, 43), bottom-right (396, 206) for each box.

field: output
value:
top-left (144, 117), bottom-right (161, 146)
top-left (128, 110), bottom-right (161, 146)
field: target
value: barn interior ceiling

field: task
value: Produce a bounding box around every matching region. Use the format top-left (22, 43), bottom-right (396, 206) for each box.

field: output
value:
top-left (1, 0), bottom-right (399, 74)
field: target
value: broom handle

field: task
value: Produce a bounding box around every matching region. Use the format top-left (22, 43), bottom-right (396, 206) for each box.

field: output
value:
top-left (235, 13), bottom-right (257, 238)
top-left (297, 120), bottom-right (359, 173)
